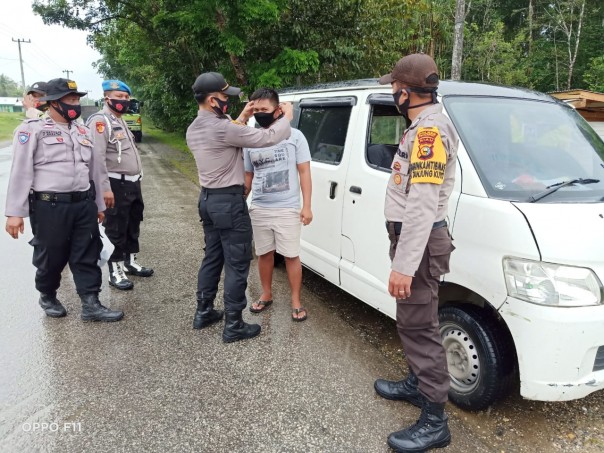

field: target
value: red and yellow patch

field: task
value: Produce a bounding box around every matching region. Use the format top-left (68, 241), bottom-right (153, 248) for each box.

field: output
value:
top-left (409, 127), bottom-right (447, 185)
top-left (393, 161), bottom-right (401, 171)
top-left (96, 122), bottom-right (106, 134)
top-left (394, 174), bottom-right (402, 185)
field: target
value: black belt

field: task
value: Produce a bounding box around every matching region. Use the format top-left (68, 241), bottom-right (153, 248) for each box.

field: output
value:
top-left (202, 185), bottom-right (244, 195)
top-left (34, 189), bottom-right (91, 203)
top-left (386, 219), bottom-right (447, 236)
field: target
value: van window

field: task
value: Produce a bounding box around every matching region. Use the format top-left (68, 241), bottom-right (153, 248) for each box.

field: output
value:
top-left (298, 106), bottom-right (352, 165)
top-left (367, 104), bottom-right (404, 171)
top-left (445, 97), bottom-right (604, 202)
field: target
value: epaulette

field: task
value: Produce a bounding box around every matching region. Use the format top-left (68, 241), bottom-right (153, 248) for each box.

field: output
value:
top-left (24, 118), bottom-right (42, 123)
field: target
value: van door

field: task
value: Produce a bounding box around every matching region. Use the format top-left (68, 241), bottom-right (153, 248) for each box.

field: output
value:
top-left (340, 94), bottom-right (403, 318)
top-left (297, 96), bottom-right (356, 285)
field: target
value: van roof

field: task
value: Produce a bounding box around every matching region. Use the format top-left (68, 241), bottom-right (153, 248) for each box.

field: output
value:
top-left (279, 79), bottom-right (557, 103)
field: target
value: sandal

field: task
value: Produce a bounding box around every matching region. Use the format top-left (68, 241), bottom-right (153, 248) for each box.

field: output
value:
top-left (291, 307), bottom-right (307, 322)
top-left (250, 299), bottom-right (273, 313)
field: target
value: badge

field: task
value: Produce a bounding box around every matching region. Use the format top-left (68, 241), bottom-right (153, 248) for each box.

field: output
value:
top-left (110, 81), bottom-right (119, 89)
top-left (67, 81), bottom-right (77, 89)
top-left (43, 124), bottom-right (54, 129)
top-left (96, 122), bottom-right (105, 134)
top-left (77, 126), bottom-right (86, 135)
top-left (115, 132), bottom-right (125, 140)
top-left (57, 137), bottom-right (64, 143)
top-left (18, 131), bottom-right (30, 144)
top-left (409, 127), bottom-right (447, 185)
top-left (231, 120), bottom-right (245, 126)
top-left (393, 161), bottom-right (401, 171)
top-left (394, 174), bottom-right (402, 185)
top-left (81, 139), bottom-right (91, 146)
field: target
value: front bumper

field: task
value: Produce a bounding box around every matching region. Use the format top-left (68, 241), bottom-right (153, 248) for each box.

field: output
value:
top-left (499, 297), bottom-right (604, 401)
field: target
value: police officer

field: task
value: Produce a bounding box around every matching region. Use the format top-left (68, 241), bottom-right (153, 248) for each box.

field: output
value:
top-left (373, 54), bottom-right (459, 452)
top-left (4, 78), bottom-right (124, 322)
top-left (22, 81), bottom-right (49, 119)
top-left (186, 72), bottom-right (292, 343)
top-left (87, 80), bottom-right (153, 291)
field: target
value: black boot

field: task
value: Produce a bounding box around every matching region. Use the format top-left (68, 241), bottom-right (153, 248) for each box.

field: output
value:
top-left (80, 293), bottom-right (124, 322)
top-left (38, 293), bottom-right (67, 318)
top-left (387, 400), bottom-right (451, 453)
top-left (193, 300), bottom-right (224, 329)
top-left (108, 261), bottom-right (134, 290)
top-left (374, 372), bottom-right (425, 408)
top-left (222, 310), bottom-right (261, 343)
top-left (124, 253), bottom-right (154, 277)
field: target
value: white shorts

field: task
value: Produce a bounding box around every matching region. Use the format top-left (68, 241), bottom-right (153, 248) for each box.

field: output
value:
top-left (249, 206), bottom-right (301, 258)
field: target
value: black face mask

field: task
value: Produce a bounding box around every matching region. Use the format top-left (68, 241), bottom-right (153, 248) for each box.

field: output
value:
top-left (211, 97), bottom-right (229, 116)
top-left (254, 110), bottom-right (278, 128)
top-left (393, 88), bottom-right (411, 117)
top-left (55, 101), bottom-right (81, 122)
top-left (107, 98), bottom-right (131, 114)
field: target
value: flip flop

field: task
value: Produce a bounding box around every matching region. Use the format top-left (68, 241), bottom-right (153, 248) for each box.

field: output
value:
top-left (291, 307), bottom-right (307, 322)
top-left (250, 299), bottom-right (273, 313)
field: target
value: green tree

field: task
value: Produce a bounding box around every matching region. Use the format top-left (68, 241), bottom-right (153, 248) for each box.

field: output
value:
top-left (584, 56), bottom-right (604, 92)
top-left (0, 75), bottom-right (22, 97)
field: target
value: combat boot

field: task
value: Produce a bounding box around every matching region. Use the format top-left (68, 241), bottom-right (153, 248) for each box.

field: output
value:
top-left (374, 371), bottom-right (425, 408)
top-left (108, 261), bottom-right (134, 290)
top-left (222, 310), bottom-right (261, 343)
top-left (387, 400), bottom-right (451, 453)
top-left (124, 253), bottom-right (154, 277)
top-left (80, 293), bottom-right (124, 322)
top-left (193, 300), bottom-right (224, 329)
top-left (38, 293), bottom-right (67, 318)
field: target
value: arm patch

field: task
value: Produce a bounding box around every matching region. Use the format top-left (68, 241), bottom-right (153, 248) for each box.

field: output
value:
top-left (409, 127), bottom-right (447, 185)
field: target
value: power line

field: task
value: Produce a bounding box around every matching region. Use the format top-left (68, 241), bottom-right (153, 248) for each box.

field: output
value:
top-left (63, 69), bottom-right (73, 79)
top-left (12, 38), bottom-right (31, 91)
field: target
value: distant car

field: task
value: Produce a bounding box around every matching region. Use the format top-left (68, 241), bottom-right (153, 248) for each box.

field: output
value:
top-left (248, 79), bottom-right (604, 410)
top-left (123, 98), bottom-right (143, 142)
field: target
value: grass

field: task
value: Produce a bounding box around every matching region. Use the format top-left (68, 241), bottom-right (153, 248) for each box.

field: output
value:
top-left (143, 116), bottom-right (191, 155)
top-left (0, 112), bottom-right (25, 143)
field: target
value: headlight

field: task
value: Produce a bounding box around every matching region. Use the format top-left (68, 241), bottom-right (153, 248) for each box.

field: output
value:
top-left (503, 258), bottom-right (603, 307)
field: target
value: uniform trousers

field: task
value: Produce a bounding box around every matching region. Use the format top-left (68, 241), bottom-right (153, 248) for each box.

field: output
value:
top-left (29, 195), bottom-right (102, 296)
top-left (388, 224), bottom-right (454, 404)
top-left (197, 186), bottom-right (253, 312)
top-left (104, 177), bottom-right (144, 261)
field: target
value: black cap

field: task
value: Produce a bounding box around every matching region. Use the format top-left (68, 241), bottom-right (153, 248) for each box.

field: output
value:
top-left (27, 81), bottom-right (47, 96)
top-left (40, 78), bottom-right (87, 101)
top-left (192, 72), bottom-right (241, 97)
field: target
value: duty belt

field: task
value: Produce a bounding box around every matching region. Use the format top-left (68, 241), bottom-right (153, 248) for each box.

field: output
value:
top-left (34, 189), bottom-right (91, 203)
top-left (202, 185), bottom-right (244, 195)
top-left (386, 219), bottom-right (447, 236)
top-left (108, 171), bottom-right (142, 182)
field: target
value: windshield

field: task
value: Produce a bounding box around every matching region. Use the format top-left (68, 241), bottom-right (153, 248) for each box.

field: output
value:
top-left (444, 96), bottom-right (604, 202)
top-left (128, 99), bottom-right (140, 114)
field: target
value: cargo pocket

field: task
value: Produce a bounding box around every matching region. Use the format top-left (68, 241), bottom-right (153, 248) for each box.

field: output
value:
top-left (428, 229), bottom-right (455, 277)
top-left (131, 199), bottom-right (144, 222)
top-left (29, 237), bottom-right (49, 270)
top-left (229, 242), bottom-right (253, 264)
top-left (208, 202), bottom-right (233, 229)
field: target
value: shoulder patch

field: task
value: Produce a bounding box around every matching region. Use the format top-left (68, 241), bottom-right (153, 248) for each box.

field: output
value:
top-left (18, 131), bottom-right (31, 144)
top-left (409, 127), bottom-right (447, 185)
top-left (231, 120), bottom-right (245, 126)
top-left (96, 122), bottom-right (106, 134)
top-left (25, 118), bottom-right (41, 123)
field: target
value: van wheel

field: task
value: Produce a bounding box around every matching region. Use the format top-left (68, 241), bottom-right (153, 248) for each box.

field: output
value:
top-left (439, 305), bottom-right (516, 411)
top-left (134, 131), bottom-right (142, 143)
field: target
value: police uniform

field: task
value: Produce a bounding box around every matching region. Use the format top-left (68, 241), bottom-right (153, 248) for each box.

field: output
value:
top-left (4, 78), bottom-right (123, 322)
top-left (374, 55), bottom-right (459, 453)
top-left (87, 80), bottom-right (152, 291)
top-left (186, 72), bottom-right (291, 343)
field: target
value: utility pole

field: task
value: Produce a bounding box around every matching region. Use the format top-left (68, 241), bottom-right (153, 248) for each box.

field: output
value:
top-left (63, 69), bottom-right (73, 79)
top-left (12, 38), bottom-right (31, 92)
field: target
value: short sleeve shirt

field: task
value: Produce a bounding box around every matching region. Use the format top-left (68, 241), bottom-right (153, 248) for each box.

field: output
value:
top-left (244, 128), bottom-right (311, 208)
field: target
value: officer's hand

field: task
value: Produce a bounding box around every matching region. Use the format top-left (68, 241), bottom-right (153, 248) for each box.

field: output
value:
top-left (5, 216), bottom-right (24, 239)
top-left (98, 212), bottom-right (105, 224)
top-left (279, 102), bottom-right (294, 121)
top-left (300, 207), bottom-right (313, 226)
top-left (104, 191), bottom-right (115, 209)
top-left (389, 270), bottom-right (413, 299)
top-left (237, 101), bottom-right (255, 124)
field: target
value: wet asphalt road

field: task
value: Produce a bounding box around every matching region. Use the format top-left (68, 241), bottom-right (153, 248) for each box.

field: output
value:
top-left (0, 140), bottom-right (602, 453)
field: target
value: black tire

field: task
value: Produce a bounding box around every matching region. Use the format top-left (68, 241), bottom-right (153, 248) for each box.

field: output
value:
top-left (439, 305), bottom-right (517, 411)
top-left (134, 131), bottom-right (142, 143)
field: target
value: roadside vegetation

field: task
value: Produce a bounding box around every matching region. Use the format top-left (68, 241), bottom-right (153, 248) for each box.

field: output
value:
top-left (0, 112), bottom-right (23, 143)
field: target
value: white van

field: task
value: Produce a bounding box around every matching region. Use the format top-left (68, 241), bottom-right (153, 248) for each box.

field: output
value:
top-left (251, 80), bottom-right (604, 410)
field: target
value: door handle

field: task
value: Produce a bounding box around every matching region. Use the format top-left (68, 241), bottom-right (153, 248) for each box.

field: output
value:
top-left (349, 185), bottom-right (362, 194)
top-left (329, 181), bottom-right (338, 199)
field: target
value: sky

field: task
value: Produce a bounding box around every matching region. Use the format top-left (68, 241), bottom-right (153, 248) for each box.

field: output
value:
top-left (0, 1), bottom-right (104, 100)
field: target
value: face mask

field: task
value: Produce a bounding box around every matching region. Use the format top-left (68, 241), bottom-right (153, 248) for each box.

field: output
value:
top-left (393, 88), bottom-right (411, 117)
top-left (254, 110), bottom-right (278, 128)
top-left (55, 100), bottom-right (82, 122)
top-left (211, 97), bottom-right (229, 116)
top-left (107, 98), bottom-right (131, 114)
top-left (36, 101), bottom-right (49, 112)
